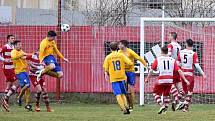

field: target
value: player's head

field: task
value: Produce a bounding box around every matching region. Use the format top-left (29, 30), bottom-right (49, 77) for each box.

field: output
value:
top-left (47, 31), bottom-right (57, 41)
top-left (7, 34), bottom-right (15, 43)
top-left (13, 40), bottom-right (22, 50)
top-left (161, 45), bottom-right (168, 55)
top-left (35, 47), bottom-right (39, 54)
top-left (169, 32), bottom-right (177, 41)
top-left (109, 42), bottom-right (118, 51)
top-left (118, 40), bottom-right (129, 50)
top-left (186, 39), bottom-right (193, 48)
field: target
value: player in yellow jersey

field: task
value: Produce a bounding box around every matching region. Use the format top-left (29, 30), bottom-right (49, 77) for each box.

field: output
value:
top-left (11, 40), bottom-right (32, 111)
top-left (36, 31), bottom-right (69, 81)
top-left (103, 42), bottom-right (133, 115)
top-left (118, 40), bottom-right (148, 110)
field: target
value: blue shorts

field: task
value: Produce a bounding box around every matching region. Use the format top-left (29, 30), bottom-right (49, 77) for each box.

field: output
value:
top-left (43, 55), bottom-right (62, 72)
top-left (126, 72), bottom-right (136, 86)
top-left (112, 81), bottom-right (126, 96)
top-left (16, 72), bottom-right (31, 88)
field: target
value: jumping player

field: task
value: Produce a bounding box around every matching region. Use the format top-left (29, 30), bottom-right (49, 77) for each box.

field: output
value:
top-left (36, 31), bottom-right (69, 81)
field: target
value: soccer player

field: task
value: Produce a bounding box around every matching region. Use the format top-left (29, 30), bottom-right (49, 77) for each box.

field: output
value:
top-left (178, 39), bottom-right (206, 112)
top-left (118, 40), bottom-right (148, 110)
top-left (167, 32), bottom-right (183, 110)
top-left (145, 45), bottom-right (189, 114)
top-left (27, 49), bottom-right (53, 112)
top-left (11, 40), bottom-right (32, 111)
top-left (103, 42), bottom-right (133, 115)
top-left (36, 31), bottom-right (69, 81)
top-left (1, 35), bottom-right (20, 112)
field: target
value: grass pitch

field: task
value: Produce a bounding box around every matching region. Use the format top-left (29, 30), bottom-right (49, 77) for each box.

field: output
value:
top-left (0, 103), bottom-right (215, 121)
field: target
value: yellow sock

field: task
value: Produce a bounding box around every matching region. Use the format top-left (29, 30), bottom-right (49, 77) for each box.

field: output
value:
top-left (17, 88), bottom-right (26, 99)
top-left (130, 89), bottom-right (135, 107)
top-left (116, 95), bottom-right (126, 110)
top-left (121, 94), bottom-right (128, 108)
top-left (24, 88), bottom-right (31, 105)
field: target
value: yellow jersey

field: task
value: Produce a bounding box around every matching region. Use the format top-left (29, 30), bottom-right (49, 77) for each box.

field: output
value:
top-left (39, 38), bottom-right (64, 62)
top-left (118, 48), bottom-right (147, 72)
top-left (11, 49), bottom-right (28, 74)
top-left (103, 51), bottom-right (133, 83)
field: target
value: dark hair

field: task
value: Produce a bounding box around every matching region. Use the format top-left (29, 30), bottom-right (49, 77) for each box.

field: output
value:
top-left (47, 31), bottom-right (57, 37)
top-left (186, 39), bottom-right (193, 47)
top-left (7, 34), bottom-right (14, 40)
top-left (119, 40), bottom-right (129, 47)
top-left (170, 32), bottom-right (177, 40)
top-left (13, 40), bottom-right (21, 46)
top-left (110, 42), bottom-right (118, 51)
top-left (161, 45), bottom-right (168, 54)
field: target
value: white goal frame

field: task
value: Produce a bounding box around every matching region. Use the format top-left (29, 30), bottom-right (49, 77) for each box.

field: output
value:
top-left (140, 17), bottom-right (215, 105)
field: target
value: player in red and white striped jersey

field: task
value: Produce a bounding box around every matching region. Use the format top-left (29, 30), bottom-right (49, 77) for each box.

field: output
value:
top-left (178, 39), bottom-right (206, 112)
top-left (167, 32), bottom-right (184, 111)
top-left (0, 35), bottom-right (20, 112)
top-left (26, 49), bottom-right (53, 112)
top-left (145, 45), bottom-right (189, 114)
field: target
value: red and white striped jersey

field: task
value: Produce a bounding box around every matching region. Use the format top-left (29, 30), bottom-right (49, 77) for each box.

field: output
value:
top-left (178, 49), bottom-right (199, 76)
top-left (27, 53), bottom-right (44, 76)
top-left (151, 56), bottom-right (180, 84)
top-left (168, 41), bottom-right (181, 59)
top-left (0, 43), bottom-right (14, 70)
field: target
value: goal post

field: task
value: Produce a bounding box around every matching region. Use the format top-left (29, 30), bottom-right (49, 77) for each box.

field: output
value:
top-left (140, 17), bottom-right (215, 106)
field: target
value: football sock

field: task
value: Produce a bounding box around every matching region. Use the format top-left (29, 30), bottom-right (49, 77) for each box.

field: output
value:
top-left (24, 88), bottom-right (31, 105)
top-left (42, 92), bottom-right (50, 107)
top-left (116, 95), bottom-right (126, 111)
top-left (153, 93), bottom-right (162, 106)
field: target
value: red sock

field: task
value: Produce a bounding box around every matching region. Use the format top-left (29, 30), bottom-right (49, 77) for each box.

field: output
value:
top-left (170, 86), bottom-right (179, 103)
top-left (163, 96), bottom-right (170, 108)
top-left (153, 93), bottom-right (162, 106)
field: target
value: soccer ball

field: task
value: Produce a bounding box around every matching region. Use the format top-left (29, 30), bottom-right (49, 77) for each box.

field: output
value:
top-left (61, 24), bottom-right (70, 32)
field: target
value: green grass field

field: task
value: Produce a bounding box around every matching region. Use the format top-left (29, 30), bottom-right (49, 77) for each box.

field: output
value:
top-left (0, 103), bottom-right (215, 121)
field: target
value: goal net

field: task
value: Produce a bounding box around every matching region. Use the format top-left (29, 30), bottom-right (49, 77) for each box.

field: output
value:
top-left (140, 18), bottom-right (215, 105)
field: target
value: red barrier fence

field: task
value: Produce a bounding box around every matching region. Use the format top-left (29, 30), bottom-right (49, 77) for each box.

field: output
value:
top-left (0, 26), bottom-right (214, 93)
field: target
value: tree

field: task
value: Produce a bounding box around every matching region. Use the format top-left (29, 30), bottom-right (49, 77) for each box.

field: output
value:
top-left (165, 0), bottom-right (215, 26)
top-left (82, 0), bottom-right (132, 26)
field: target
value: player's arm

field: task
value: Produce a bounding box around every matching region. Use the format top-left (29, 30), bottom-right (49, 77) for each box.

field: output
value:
top-left (53, 41), bottom-right (69, 62)
top-left (39, 41), bottom-right (46, 62)
top-left (175, 61), bottom-right (190, 85)
top-left (103, 57), bottom-right (109, 82)
top-left (11, 51), bottom-right (26, 60)
top-left (145, 59), bottom-right (157, 83)
top-left (0, 46), bottom-right (6, 62)
top-left (122, 54), bottom-right (133, 66)
top-left (167, 44), bottom-right (173, 57)
top-left (177, 53), bottom-right (182, 66)
top-left (193, 53), bottom-right (206, 79)
top-left (130, 50), bottom-right (148, 67)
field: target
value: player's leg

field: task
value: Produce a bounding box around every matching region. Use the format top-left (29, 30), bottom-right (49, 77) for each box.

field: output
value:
top-left (37, 55), bottom-right (63, 79)
top-left (29, 75), bottom-right (42, 111)
top-left (183, 76), bottom-right (194, 112)
top-left (125, 72), bottom-right (135, 110)
top-left (42, 87), bottom-right (53, 112)
top-left (153, 93), bottom-right (162, 106)
top-left (1, 73), bottom-right (19, 112)
top-left (46, 71), bottom-right (62, 79)
top-left (16, 72), bottom-right (32, 111)
top-left (4, 82), bottom-right (12, 94)
top-left (112, 81), bottom-right (130, 114)
top-left (158, 84), bottom-right (172, 114)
